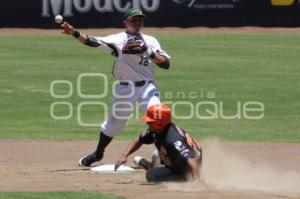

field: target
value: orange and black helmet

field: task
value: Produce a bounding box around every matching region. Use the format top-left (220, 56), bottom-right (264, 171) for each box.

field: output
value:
top-left (140, 104), bottom-right (171, 130)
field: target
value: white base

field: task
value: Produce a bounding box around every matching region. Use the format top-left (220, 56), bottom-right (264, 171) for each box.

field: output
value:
top-left (91, 164), bottom-right (135, 174)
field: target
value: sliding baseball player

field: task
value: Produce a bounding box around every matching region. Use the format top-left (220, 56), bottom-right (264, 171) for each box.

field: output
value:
top-left (115, 104), bottom-right (203, 182)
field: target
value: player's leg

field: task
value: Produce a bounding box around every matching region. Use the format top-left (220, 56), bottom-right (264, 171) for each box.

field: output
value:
top-left (138, 81), bottom-right (161, 113)
top-left (79, 103), bottom-right (134, 166)
top-left (78, 131), bottom-right (112, 166)
top-left (79, 84), bottom-right (137, 166)
top-left (146, 166), bottom-right (187, 182)
top-left (146, 166), bottom-right (172, 182)
top-left (134, 150), bottom-right (161, 170)
top-left (133, 156), bottom-right (152, 170)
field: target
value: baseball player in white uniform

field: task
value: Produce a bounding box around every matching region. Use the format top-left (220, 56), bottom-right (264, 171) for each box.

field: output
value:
top-left (61, 8), bottom-right (171, 166)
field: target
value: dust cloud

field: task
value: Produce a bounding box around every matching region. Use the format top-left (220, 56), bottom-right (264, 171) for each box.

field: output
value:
top-left (165, 139), bottom-right (300, 196)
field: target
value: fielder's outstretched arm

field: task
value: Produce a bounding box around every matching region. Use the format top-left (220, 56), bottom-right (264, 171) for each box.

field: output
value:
top-left (61, 22), bottom-right (118, 56)
top-left (114, 137), bottom-right (143, 171)
top-left (61, 22), bottom-right (88, 44)
top-left (61, 22), bottom-right (170, 68)
top-left (61, 22), bottom-right (105, 47)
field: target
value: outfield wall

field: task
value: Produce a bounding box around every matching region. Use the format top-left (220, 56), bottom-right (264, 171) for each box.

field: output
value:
top-left (1, 0), bottom-right (300, 28)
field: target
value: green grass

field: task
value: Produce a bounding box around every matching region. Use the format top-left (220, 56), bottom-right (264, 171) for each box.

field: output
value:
top-left (0, 33), bottom-right (299, 142)
top-left (0, 192), bottom-right (124, 199)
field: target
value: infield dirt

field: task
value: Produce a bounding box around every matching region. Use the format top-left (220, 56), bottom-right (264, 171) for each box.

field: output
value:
top-left (1, 139), bottom-right (300, 199)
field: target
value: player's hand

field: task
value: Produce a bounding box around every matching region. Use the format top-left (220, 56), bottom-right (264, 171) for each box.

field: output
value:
top-left (114, 155), bottom-right (128, 171)
top-left (61, 22), bottom-right (75, 35)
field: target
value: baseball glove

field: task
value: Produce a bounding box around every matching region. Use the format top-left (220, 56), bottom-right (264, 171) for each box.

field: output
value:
top-left (122, 37), bottom-right (147, 54)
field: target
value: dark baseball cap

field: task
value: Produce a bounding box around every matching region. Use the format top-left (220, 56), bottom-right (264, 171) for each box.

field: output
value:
top-left (124, 8), bottom-right (146, 19)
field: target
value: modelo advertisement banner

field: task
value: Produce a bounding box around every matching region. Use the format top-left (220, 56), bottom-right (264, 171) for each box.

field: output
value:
top-left (1, 0), bottom-right (300, 28)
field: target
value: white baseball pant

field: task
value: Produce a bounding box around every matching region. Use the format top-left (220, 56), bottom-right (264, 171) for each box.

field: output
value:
top-left (100, 81), bottom-right (160, 137)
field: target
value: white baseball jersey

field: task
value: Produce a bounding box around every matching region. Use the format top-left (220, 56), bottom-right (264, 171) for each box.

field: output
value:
top-left (93, 32), bottom-right (171, 81)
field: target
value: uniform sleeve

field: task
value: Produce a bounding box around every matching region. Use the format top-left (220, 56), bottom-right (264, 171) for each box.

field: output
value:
top-left (91, 34), bottom-right (121, 56)
top-left (150, 37), bottom-right (171, 59)
top-left (139, 129), bottom-right (154, 145)
top-left (168, 128), bottom-right (196, 160)
top-left (173, 140), bottom-right (196, 160)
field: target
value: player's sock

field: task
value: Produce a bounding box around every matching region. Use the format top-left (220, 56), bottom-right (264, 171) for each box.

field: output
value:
top-left (94, 131), bottom-right (113, 159)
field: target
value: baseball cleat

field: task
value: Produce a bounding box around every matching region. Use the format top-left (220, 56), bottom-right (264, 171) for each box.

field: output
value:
top-left (133, 156), bottom-right (151, 170)
top-left (78, 152), bottom-right (103, 167)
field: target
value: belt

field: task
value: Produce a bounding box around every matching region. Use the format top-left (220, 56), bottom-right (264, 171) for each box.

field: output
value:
top-left (120, 80), bottom-right (150, 87)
